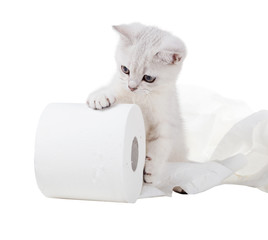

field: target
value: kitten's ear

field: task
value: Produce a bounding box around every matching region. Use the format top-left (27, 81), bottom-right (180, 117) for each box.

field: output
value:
top-left (155, 36), bottom-right (186, 65)
top-left (113, 25), bottom-right (132, 43)
top-left (154, 51), bottom-right (183, 65)
top-left (112, 23), bottom-right (143, 44)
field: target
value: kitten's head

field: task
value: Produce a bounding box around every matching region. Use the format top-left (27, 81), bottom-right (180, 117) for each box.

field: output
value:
top-left (113, 23), bottom-right (186, 94)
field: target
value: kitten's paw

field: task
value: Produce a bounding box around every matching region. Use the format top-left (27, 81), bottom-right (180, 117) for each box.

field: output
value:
top-left (87, 91), bottom-right (116, 110)
top-left (144, 156), bottom-right (164, 185)
top-left (173, 186), bottom-right (188, 194)
top-left (143, 156), bottom-right (157, 184)
top-left (143, 156), bottom-right (162, 186)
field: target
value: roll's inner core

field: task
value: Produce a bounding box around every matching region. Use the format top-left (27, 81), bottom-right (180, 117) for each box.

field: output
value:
top-left (131, 137), bottom-right (139, 172)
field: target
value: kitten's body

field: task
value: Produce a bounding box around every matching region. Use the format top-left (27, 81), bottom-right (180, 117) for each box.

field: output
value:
top-left (87, 23), bottom-right (187, 185)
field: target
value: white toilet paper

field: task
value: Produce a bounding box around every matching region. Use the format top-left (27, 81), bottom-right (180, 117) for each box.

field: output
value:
top-left (34, 87), bottom-right (268, 202)
top-left (34, 103), bottom-right (145, 203)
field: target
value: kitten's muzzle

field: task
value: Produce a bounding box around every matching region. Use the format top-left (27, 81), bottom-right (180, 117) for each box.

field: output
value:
top-left (128, 80), bottom-right (138, 91)
top-left (128, 86), bottom-right (137, 92)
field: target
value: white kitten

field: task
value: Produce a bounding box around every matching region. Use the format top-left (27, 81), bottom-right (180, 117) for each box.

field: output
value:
top-left (87, 23), bottom-right (187, 187)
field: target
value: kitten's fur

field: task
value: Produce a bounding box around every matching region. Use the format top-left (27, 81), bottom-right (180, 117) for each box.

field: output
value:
top-left (87, 23), bottom-right (187, 186)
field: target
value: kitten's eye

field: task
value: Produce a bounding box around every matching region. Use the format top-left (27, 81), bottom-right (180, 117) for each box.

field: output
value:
top-left (121, 65), bottom-right (130, 75)
top-left (142, 75), bottom-right (156, 83)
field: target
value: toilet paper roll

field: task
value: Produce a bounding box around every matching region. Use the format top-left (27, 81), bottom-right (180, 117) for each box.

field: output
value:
top-left (34, 103), bottom-right (145, 203)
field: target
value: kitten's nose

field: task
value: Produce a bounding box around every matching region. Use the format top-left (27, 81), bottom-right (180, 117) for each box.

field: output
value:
top-left (128, 86), bottom-right (137, 91)
top-left (128, 80), bottom-right (138, 91)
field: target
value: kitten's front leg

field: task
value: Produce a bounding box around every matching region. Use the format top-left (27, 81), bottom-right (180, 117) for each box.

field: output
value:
top-left (144, 136), bottom-right (172, 185)
top-left (87, 87), bottom-right (116, 110)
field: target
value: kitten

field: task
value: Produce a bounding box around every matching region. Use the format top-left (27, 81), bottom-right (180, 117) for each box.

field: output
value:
top-left (87, 23), bottom-right (187, 186)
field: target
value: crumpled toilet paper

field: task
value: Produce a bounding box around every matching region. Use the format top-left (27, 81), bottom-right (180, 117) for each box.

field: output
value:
top-left (213, 110), bottom-right (268, 192)
top-left (140, 85), bottom-right (268, 197)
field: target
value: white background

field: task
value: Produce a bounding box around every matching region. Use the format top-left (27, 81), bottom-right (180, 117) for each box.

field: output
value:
top-left (0, 0), bottom-right (268, 239)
